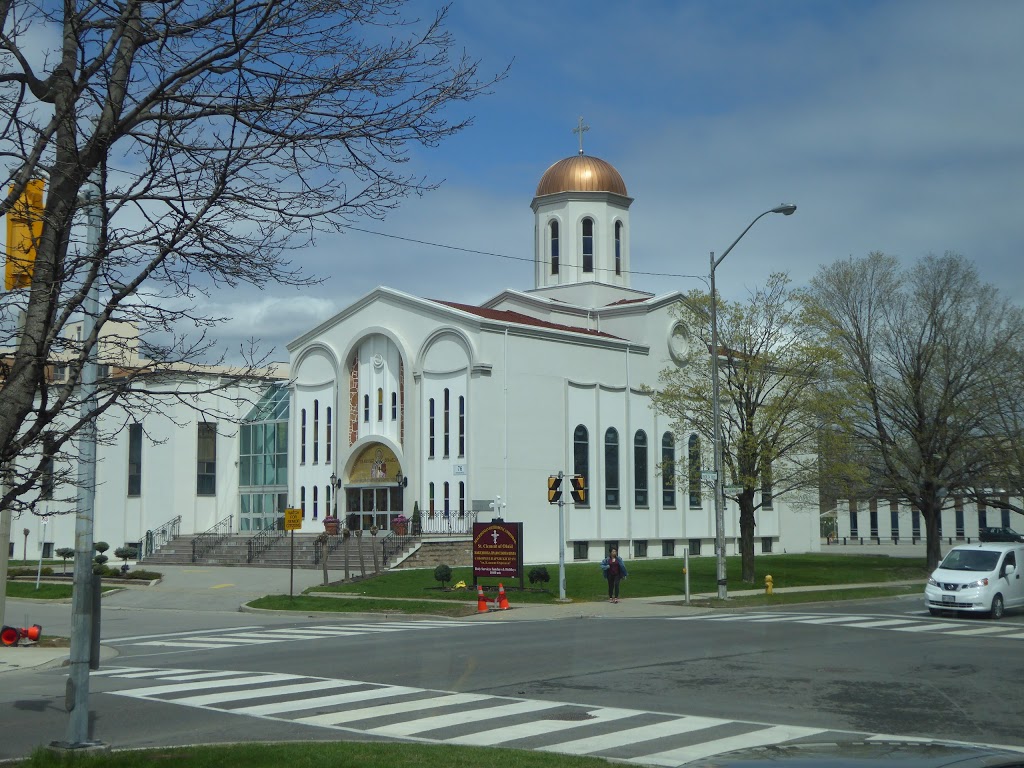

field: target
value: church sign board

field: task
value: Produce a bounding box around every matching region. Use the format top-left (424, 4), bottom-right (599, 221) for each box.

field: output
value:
top-left (472, 521), bottom-right (523, 585)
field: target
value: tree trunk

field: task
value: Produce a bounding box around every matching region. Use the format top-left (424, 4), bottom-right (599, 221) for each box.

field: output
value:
top-left (921, 503), bottom-right (943, 572)
top-left (739, 493), bottom-right (757, 583)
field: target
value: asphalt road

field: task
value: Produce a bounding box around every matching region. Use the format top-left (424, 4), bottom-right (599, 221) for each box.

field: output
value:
top-left (2, 575), bottom-right (1023, 765)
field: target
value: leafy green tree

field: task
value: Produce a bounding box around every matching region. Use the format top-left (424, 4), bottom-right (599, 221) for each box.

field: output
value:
top-left (804, 252), bottom-right (1024, 570)
top-left (648, 274), bottom-right (844, 583)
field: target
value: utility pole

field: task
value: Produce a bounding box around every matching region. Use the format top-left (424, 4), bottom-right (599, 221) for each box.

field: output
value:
top-left (63, 175), bottom-right (103, 749)
top-left (557, 471), bottom-right (566, 600)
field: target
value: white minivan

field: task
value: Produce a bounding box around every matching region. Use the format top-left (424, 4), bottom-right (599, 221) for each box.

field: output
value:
top-left (925, 542), bottom-right (1024, 619)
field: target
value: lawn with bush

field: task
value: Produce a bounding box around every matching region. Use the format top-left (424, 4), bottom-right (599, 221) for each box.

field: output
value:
top-left (309, 553), bottom-right (928, 604)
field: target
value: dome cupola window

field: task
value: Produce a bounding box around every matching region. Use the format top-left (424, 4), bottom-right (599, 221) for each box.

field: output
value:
top-left (582, 218), bottom-right (594, 273)
top-left (615, 221), bottom-right (622, 276)
top-left (549, 220), bottom-right (560, 275)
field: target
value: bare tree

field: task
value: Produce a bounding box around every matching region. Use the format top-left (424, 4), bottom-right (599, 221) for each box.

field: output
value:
top-left (648, 274), bottom-right (840, 583)
top-left (0, 0), bottom-right (504, 512)
top-left (804, 252), bottom-right (1024, 570)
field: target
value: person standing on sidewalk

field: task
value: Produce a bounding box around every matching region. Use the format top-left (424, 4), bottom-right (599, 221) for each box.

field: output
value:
top-left (601, 546), bottom-right (628, 603)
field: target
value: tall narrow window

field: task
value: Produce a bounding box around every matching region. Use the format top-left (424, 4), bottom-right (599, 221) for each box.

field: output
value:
top-left (761, 454), bottom-right (773, 509)
top-left (912, 507), bottom-right (921, 537)
top-left (443, 388), bottom-right (450, 457)
top-left (459, 482), bottom-right (466, 515)
top-left (1002, 508), bottom-right (1011, 528)
top-left (550, 220), bottom-right (560, 275)
top-left (41, 433), bottom-right (56, 500)
top-left (377, 388), bottom-right (383, 421)
top-left (688, 434), bottom-right (701, 508)
top-left (582, 218), bottom-right (594, 272)
top-left (614, 221), bottom-right (622, 275)
top-left (197, 422), bottom-right (217, 496)
top-left (605, 427), bottom-right (619, 506)
top-left (634, 430), bottom-right (648, 507)
top-left (662, 432), bottom-right (676, 508)
top-left (363, 394), bottom-right (369, 423)
top-left (128, 423), bottom-right (142, 497)
top-left (428, 398), bottom-right (435, 457)
top-left (391, 392), bottom-right (398, 421)
top-left (325, 407), bottom-right (332, 464)
top-left (955, 498), bottom-right (965, 537)
top-left (321, 486), bottom-right (328, 520)
top-left (850, 500), bottom-right (859, 537)
top-left (458, 396), bottom-right (465, 457)
top-left (300, 409), bottom-right (307, 464)
top-left (573, 425), bottom-right (589, 507)
top-left (313, 485), bottom-right (318, 519)
top-left (312, 399), bottom-right (319, 464)
top-left (301, 486), bottom-right (306, 518)
top-left (429, 482), bottom-right (435, 515)
top-left (890, 501), bottom-right (899, 538)
top-left (978, 501), bottom-right (987, 530)
top-left (443, 482), bottom-right (450, 516)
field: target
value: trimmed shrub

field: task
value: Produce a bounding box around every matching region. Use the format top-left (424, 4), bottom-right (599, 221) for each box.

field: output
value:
top-left (433, 563), bottom-right (452, 589)
top-left (529, 566), bottom-right (551, 586)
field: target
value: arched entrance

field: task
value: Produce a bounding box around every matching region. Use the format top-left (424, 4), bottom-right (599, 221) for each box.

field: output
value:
top-left (344, 444), bottom-right (404, 531)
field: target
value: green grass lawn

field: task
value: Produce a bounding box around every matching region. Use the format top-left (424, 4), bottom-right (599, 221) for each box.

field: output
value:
top-left (14, 742), bottom-right (613, 768)
top-left (311, 553), bottom-right (928, 604)
top-left (5, 582), bottom-right (119, 600)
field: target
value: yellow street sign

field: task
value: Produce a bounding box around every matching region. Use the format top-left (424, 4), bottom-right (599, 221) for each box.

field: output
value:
top-left (284, 507), bottom-right (303, 531)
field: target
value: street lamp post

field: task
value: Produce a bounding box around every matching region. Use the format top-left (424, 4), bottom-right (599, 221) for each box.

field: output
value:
top-left (710, 204), bottom-right (796, 600)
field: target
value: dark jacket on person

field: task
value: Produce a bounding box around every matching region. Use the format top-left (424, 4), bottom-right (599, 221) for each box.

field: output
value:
top-left (600, 555), bottom-right (628, 580)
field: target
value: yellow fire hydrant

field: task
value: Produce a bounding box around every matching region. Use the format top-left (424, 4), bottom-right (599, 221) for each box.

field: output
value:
top-left (765, 574), bottom-right (774, 595)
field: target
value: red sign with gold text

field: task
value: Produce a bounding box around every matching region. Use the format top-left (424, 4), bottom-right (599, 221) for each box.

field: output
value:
top-left (472, 521), bottom-right (523, 579)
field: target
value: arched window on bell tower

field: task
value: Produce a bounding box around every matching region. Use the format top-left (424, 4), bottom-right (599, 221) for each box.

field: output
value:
top-left (581, 218), bottom-right (594, 273)
top-left (615, 221), bottom-right (623, 276)
top-left (549, 220), bottom-right (560, 275)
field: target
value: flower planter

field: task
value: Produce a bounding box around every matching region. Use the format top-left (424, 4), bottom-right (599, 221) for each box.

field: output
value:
top-left (323, 518), bottom-right (340, 535)
top-left (393, 523), bottom-right (407, 536)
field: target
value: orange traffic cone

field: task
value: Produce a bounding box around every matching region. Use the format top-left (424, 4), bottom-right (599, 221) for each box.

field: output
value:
top-left (497, 583), bottom-right (510, 611)
top-left (477, 585), bottom-right (489, 613)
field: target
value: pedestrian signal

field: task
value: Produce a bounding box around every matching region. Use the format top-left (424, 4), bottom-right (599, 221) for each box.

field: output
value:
top-left (570, 475), bottom-right (586, 504)
top-left (547, 475), bottom-right (562, 504)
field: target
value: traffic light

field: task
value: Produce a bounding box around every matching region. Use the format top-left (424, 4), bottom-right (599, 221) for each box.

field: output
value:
top-left (570, 475), bottom-right (586, 504)
top-left (547, 475), bottom-right (562, 504)
top-left (5, 178), bottom-right (45, 291)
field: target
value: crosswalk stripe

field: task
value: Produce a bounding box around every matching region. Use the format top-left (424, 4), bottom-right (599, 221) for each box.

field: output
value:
top-left (111, 627), bottom-right (261, 643)
top-left (122, 673), bottom-right (298, 697)
top-left (364, 699), bottom-right (564, 737)
top-left (540, 715), bottom-right (732, 755)
top-left (291, 691), bottom-right (489, 726)
top-left (640, 724), bottom-right (826, 766)
top-left (446, 707), bottom-right (640, 747)
top-left (233, 685), bottom-right (422, 717)
top-left (942, 626), bottom-right (1017, 636)
top-left (835, 619), bottom-right (918, 628)
top-left (892, 622), bottom-right (962, 632)
top-left (793, 616), bottom-right (874, 624)
top-left (170, 679), bottom-right (349, 707)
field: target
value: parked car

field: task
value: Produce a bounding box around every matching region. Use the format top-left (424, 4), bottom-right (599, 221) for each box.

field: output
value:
top-left (978, 526), bottom-right (1024, 543)
top-left (925, 542), bottom-right (1024, 619)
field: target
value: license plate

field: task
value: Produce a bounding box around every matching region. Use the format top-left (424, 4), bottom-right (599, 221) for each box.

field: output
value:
top-left (942, 595), bottom-right (955, 603)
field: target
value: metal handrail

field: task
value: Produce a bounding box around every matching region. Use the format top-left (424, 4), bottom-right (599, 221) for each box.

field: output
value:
top-left (247, 523), bottom-right (286, 563)
top-left (381, 530), bottom-right (417, 567)
top-left (191, 514), bottom-right (234, 563)
top-left (313, 533), bottom-right (344, 566)
top-left (418, 510), bottom-right (476, 536)
top-left (142, 515), bottom-right (181, 560)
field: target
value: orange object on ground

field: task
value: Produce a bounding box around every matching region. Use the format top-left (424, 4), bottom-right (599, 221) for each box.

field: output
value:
top-left (497, 583), bottom-right (510, 610)
top-left (477, 585), bottom-right (489, 613)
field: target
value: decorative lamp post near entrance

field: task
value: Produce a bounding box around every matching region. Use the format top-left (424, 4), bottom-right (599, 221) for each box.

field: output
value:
top-left (709, 203), bottom-right (796, 600)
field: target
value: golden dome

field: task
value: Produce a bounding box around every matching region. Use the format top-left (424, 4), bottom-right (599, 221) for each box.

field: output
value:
top-left (535, 154), bottom-right (628, 197)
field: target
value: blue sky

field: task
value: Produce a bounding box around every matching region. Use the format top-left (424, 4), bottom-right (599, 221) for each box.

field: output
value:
top-left (191, 0), bottom-right (1024, 363)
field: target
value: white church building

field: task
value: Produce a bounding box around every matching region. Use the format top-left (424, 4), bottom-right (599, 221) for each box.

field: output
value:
top-left (11, 147), bottom-right (822, 564)
top-left (285, 149), bottom-right (820, 563)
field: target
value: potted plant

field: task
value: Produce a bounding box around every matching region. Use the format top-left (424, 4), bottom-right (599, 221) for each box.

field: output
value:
top-left (323, 514), bottom-right (340, 535)
top-left (392, 514), bottom-right (409, 535)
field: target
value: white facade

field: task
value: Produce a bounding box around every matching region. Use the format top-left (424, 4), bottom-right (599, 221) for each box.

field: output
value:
top-left (285, 151), bottom-right (820, 563)
top-left (10, 149), bottom-right (821, 565)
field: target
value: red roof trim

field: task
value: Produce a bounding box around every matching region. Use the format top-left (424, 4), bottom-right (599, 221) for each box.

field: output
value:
top-left (434, 300), bottom-right (623, 340)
